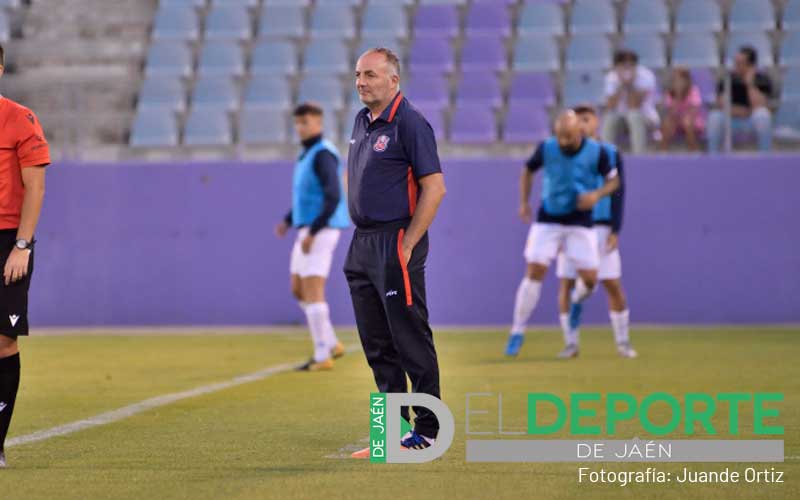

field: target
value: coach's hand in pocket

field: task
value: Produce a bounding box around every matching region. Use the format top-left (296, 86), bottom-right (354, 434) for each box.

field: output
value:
top-left (4, 247), bottom-right (30, 285)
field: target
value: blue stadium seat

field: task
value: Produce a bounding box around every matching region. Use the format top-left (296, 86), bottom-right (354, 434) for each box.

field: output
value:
top-left (183, 107), bottom-right (232, 146)
top-left (263, 0), bottom-right (309, 5)
top-left (144, 41), bottom-right (194, 78)
top-left (728, 0), bottom-right (776, 32)
top-left (303, 38), bottom-right (350, 75)
top-left (243, 76), bottom-right (292, 110)
top-left (671, 33), bottom-right (720, 67)
top-left (565, 35), bottom-right (612, 70)
top-left (204, 5), bottom-right (252, 40)
top-left (250, 40), bottom-right (298, 76)
top-left (619, 34), bottom-right (667, 69)
top-left (623, 0), bottom-right (669, 34)
top-left (129, 109), bottom-right (179, 147)
top-left (780, 31), bottom-right (800, 67)
top-left (137, 76), bottom-right (186, 113)
top-left (355, 37), bottom-right (404, 61)
top-left (674, 0), bottom-right (722, 33)
top-left (322, 111), bottom-right (341, 143)
top-left (197, 40), bottom-right (245, 76)
top-left (310, 5), bottom-right (355, 39)
top-left (297, 76), bottom-right (345, 111)
top-left (773, 101), bottom-right (800, 140)
top-left (517, 1), bottom-right (564, 36)
top-left (361, 4), bottom-right (408, 38)
top-left (418, 0), bottom-right (467, 5)
top-left (239, 108), bottom-right (289, 144)
top-left (512, 35), bottom-right (560, 72)
top-left (562, 70), bottom-right (606, 107)
top-left (257, 6), bottom-right (305, 38)
top-left (316, 0), bottom-right (362, 5)
top-left (785, 0), bottom-right (800, 32)
top-left (725, 32), bottom-right (774, 67)
top-left (159, 0), bottom-right (206, 6)
top-left (0, 12), bottom-right (9, 43)
top-left (151, 5), bottom-right (200, 41)
top-left (191, 76), bottom-right (240, 111)
top-left (214, 0), bottom-right (258, 6)
top-left (569, 0), bottom-right (616, 35)
top-left (780, 67), bottom-right (800, 101)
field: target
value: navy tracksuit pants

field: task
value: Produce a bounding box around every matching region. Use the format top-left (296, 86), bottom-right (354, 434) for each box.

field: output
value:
top-left (344, 221), bottom-right (440, 438)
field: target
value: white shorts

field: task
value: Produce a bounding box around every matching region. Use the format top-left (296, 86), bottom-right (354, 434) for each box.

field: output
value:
top-left (524, 223), bottom-right (599, 270)
top-left (556, 225), bottom-right (622, 280)
top-left (289, 227), bottom-right (341, 278)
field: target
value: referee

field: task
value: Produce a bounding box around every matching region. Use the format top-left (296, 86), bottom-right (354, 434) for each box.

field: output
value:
top-left (345, 48), bottom-right (446, 456)
top-left (0, 43), bottom-right (50, 468)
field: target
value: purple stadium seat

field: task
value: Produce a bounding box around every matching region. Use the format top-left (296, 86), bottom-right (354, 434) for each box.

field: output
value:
top-left (450, 105), bottom-right (497, 143)
top-left (408, 36), bottom-right (455, 73)
top-left (690, 67), bottom-right (717, 104)
top-left (508, 72), bottom-right (555, 106)
top-left (455, 72), bottom-right (502, 107)
top-left (460, 35), bottom-right (507, 72)
top-left (413, 105), bottom-right (446, 142)
top-left (503, 105), bottom-right (551, 144)
top-left (414, 5), bottom-right (459, 38)
top-left (465, 3), bottom-right (511, 37)
top-left (405, 73), bottom-right (450, 110)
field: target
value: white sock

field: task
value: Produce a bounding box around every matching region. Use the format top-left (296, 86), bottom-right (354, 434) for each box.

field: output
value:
top-left (571, 279), bottom-right (594, 304)
top-left (610, 309), bottom-right (630, 345)
top-left (305, 302), bottom-right (332, 362)
top-left (560, 313), bottom-right (579, 346)
top-left (511, 277), bottom-right (542, 334)
top-left (319, 303), bottom-right (339, 348)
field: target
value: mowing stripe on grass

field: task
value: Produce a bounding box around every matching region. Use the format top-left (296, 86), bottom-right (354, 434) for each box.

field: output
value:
top-left (8, 345), bottom-right (361, 448)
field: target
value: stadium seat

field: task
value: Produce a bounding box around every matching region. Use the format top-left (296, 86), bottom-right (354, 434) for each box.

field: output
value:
top-left (310, 5), bottom-right (356, 39)
top-left (569, 0), bottom-right (617, 35)
top-left (691, 67), bottom-right (717, 103)
top-left (361, 4), bottom-right (408, 38)
top-left (503, 105), bottom-right (551, 144)
top-left (450, 105), bottom-right (497, 144)
top-left (151, 5), bottom-right (200, 41)
top-left (243, 76), bottom-right (292, 110)
top-left (297, 76), bottom-right (345, 111)
top-left (460, 35), bottom-right (507, 72)
top-left (408, 36), bottom-right (455, 73)
top-left (417, 107), bottom-right (446, 142)
top-left (257, 6), bottom-right (305, 38)
top-left (322, 111), bottom-right (341, 143)
top-left (512, 35), bottom-right (560, 72)
top-left (191, 76), bottom-right (240, 111)
top-left (781, 67), bottom-right (800, 101)
top-left (464, 2), bottom-right (511, 37)
top-left (773, 101), bottom-right (800, 140)
top-left (215, 0), bottom-right (259, 6)
top-left (622, 0), bottom-right (669, 34)
top-left (315, 0), bottom-right (361, 5)
top-left (250, 40), bottom-right (298, 76)
top-left (418, 0), bottom-right (467, 5)
top-left (144, 41), bottom-right (194, 78)
top-left (618, 34), bottom-right (667, 69)
top-left (508, 72), bottom-right (555, 106)
top-left (129, 109), bottom-right (179, 147)
top-left (562, 70), bottom-right (606, 107)
top-left (517, 1), bottom-right (565, 37)
top-left (724, 32), bottom-right (774, 67)
top-left (413, 5), bottom-right (459, 38)
top-left (137, 76), bottom-right (186, 113)
top-left (197, 40), bottom-right (245, 76)
top-left (671, 33), bottom-right (720, 67)
top-left (183, 107), bottom-right (232, 146)
top-left (355, 37), bottom-right (404, 61)
top-left (303, 38), bottom-right (350, 75)
top-left (0, 12), bottom-right (9, 43)
top-left (565, 35), bottom-right (612, 70)
top-left (785, 0), bottom-right (800, 32)
top-left (404, 73), bottom-right (450, 110)
top-left (728, 0), bottom-right (776, 32)
top-left (780, 31), bottom-right (800, 66)
top-left (455, 72), bottom-right (502, 108)
top-left (204, 5), bottom-right (252, 40)
top-left (674, 0), bottom-right (722, 33)
top-left (263, 0), bottom-right (310, 4)
top-left (159, 0), bottom-right (206, 6)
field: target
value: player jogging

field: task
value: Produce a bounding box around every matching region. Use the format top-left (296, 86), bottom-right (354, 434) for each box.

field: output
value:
top-left (275, 103), bottom-right (350, 371)
top-left (0, 43), bottom-right (51, 468)
top-left (504, 111), bottom-right (619, 357)
top-left (555, 105), bottom-right (636, 359)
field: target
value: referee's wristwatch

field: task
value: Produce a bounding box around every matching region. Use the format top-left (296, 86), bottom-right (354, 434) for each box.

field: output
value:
top-left (15, 239), bottom-right (34, 251)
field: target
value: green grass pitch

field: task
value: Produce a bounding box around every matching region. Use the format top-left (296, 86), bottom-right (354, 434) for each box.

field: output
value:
top-left (2, 327), bottom-right (798, 500)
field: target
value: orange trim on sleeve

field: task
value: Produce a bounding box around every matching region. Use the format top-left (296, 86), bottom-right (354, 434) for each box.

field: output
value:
top-left (397, 229), bottom-right (413, 306)
top-left (407, 166), bottom-right (418, 217)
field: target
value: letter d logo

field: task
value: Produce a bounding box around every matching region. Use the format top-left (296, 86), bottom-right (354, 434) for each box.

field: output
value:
top-left (384, 393), bottom-right (455, 463)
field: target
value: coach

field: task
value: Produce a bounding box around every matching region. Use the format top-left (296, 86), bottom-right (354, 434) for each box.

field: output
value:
top-left (0, 43), bottom-right (50, 468)
top-left (345, 48), bottom-right (446, 453)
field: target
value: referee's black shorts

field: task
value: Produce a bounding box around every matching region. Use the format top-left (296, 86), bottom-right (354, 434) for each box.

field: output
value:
top-left (0, 229), bottom-right (34, 340)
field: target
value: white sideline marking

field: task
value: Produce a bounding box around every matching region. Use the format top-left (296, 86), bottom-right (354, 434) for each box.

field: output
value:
top-left (8, 345), bottom-right (361, 448)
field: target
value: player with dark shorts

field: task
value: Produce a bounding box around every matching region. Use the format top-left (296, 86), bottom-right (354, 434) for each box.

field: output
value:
top-left (0, 43), bottom-right (51, 467)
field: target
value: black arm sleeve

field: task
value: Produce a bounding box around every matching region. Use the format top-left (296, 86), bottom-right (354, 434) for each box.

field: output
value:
top-left (525, 143), bottom-right (545, 172)
top-left (610, 152), bottom-right (625, 233)
top-left (284, 210), bottom-right (293, 226)
top-left (309, 150), bottom-right (341, 235)
top-left (597, 146), bottom-right (615, 178)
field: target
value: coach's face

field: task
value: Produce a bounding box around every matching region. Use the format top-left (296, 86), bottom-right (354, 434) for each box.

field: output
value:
top-left (355, 52), bottom-right (399, 108)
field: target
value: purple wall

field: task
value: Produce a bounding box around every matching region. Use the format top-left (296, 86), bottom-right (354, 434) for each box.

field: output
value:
top-left (31, 155), bottom-right (800, 326)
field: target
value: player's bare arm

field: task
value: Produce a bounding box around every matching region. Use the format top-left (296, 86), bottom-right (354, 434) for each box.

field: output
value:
top-left (578, 175), bottom-right (620, 211)
top-left (4, 166), bottom-right (45, 285)
top-left (401, 172), bottom-right (446, 265)
top-left (519, 167), bottom-right (534, 223)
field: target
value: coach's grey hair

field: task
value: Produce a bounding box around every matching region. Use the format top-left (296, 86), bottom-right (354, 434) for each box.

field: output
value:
top-left (363, 47), bottom-right (401, 78)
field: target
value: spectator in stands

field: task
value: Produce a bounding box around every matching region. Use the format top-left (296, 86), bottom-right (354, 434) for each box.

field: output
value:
top-left (707, 46), bottom-right (773, 153)
top-left (659, 67), bottom-right (705, 151)
top-left (601, 50), bottom-right (659, 154)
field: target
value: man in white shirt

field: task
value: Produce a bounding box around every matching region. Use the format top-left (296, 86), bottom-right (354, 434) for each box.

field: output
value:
top-left (601, 50), bottom-right (659, 154)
